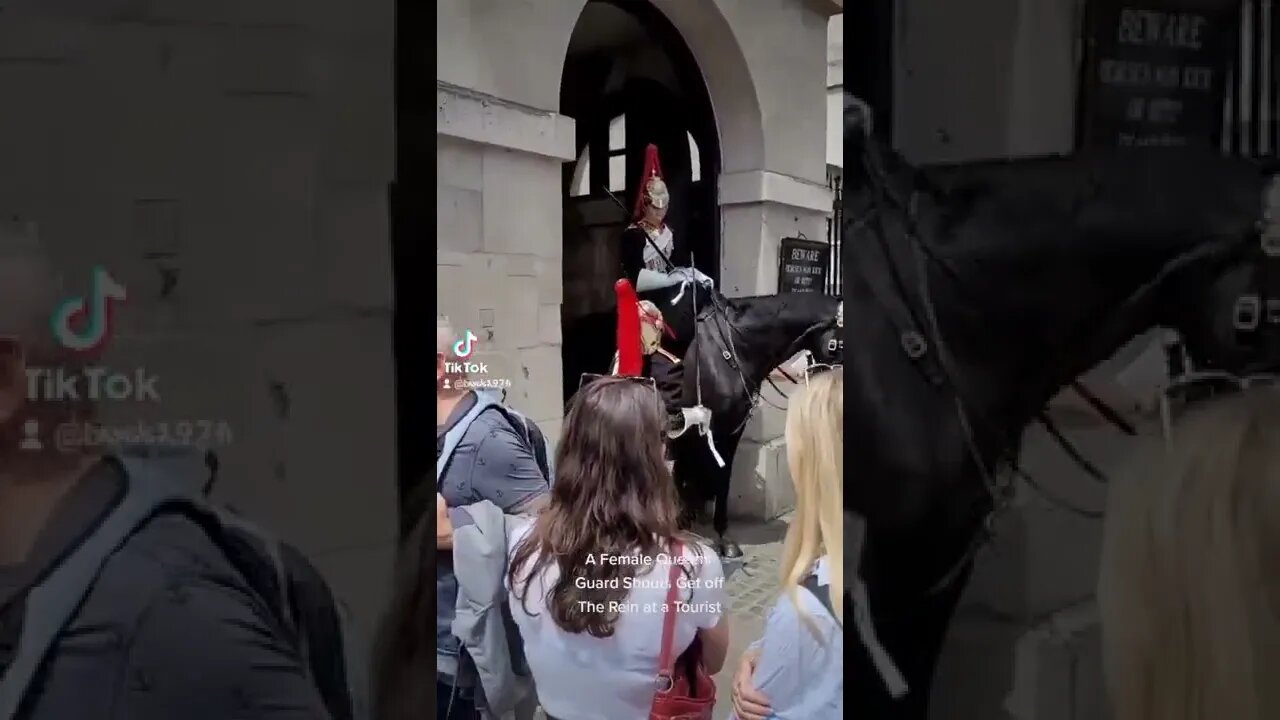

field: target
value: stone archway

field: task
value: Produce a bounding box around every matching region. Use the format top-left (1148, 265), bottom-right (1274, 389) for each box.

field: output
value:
top-left (556, 0), bottom-right (764, 402)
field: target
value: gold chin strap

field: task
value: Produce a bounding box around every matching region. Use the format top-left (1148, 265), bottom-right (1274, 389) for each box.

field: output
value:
top-left (655, 347), bottom-right (680, 365)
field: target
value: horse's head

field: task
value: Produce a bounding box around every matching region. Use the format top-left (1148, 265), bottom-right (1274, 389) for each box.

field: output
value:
top-left (845, 93), bottom-right (873, 151)
top-left (1161, 232), bottom-right (1280, 375)
top-left (724, 293), bottom-right (843, 377)
top-left (808, 299), bottom-right (844, 365)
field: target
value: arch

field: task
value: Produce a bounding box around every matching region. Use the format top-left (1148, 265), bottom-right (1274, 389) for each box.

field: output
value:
top-left (645, 0), bottom-right (764, 174)
top-left (555, 0), bottom-right (765, 176)
top-left (558, 0), bottom-right (746, 404)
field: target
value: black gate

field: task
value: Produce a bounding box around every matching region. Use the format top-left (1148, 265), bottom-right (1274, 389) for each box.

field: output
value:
top-left (1224, 0), bottom-right (1280, 156)
top-left (826, 172), bottom-right (844, 296)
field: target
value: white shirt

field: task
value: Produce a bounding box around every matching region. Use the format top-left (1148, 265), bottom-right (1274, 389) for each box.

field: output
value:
top-left (506, 521), bottom-right (727, 719)
top-left (641, 225), bottom-right (675, 271)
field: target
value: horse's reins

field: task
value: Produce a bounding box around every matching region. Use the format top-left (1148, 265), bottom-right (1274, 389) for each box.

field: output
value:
top-left (856, 140), bottom-right (1108, 595)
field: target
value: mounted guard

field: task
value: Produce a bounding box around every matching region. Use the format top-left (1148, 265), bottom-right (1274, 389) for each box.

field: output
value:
top-left (620, 144), bottom-right (715, 309)
top-left (611, 279), bottom-right (711, 441)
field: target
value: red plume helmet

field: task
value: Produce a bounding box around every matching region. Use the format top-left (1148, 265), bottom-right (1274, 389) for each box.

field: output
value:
top-left (632, 144), bottom-right (668, 224)
top-left (615, 279), bottom-right (643, 376)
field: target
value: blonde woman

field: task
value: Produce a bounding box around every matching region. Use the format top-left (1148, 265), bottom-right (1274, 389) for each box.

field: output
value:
top-left (730, 367), bottom-right (844, 720)
top-left (1098, 387), bottom-right (1280, 720)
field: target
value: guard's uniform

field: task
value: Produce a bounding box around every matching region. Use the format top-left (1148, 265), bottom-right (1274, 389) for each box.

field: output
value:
top-left (616, 144), bottom-right (701, 429)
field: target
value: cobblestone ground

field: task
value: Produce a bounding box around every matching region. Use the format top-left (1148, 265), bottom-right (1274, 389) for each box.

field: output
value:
top-left (718, 515), bottom-right (790, 619)
top-left (698, 514), bottom-right (792, 720)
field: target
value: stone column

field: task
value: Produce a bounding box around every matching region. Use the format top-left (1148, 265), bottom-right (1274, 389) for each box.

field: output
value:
top-left (436, 83), bottom-right (576, 438)
top-left (717, 171), bottom-right (833, 521)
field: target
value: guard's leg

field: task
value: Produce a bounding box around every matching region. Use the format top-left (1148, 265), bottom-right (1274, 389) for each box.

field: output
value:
top-left (651, 352), bottom-right (691, 505)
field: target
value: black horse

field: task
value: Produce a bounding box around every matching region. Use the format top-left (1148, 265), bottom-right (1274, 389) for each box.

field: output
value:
top-left (843, 99), bottom-right (1280, 718)
top-left (671, 290), bottom-right (843, 558)
top-left (564, 283), bottom-right (842, 558)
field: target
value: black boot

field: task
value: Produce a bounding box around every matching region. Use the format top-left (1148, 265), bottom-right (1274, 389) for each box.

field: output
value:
top-left (716, 535), bottom-right (743, 559)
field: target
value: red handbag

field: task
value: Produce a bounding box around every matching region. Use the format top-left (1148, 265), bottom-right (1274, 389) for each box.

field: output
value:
top-left (648, 541), bottom-right (717, 720)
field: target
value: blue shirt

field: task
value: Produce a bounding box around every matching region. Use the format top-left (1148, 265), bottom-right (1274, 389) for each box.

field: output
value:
top-left (735, 557), bottom-right (843, 720)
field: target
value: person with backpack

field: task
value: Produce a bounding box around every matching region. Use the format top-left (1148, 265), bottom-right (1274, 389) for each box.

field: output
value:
top-left (730, 367), bottom-right (852, 720)
top-left (0, 243), bottom-right (331, 719)
top-left (431, 317), bottom-right (551, 719)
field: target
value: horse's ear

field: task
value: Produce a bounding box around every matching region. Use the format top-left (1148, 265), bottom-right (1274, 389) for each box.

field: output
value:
top-left (845, 94), bottom-right (873, 138)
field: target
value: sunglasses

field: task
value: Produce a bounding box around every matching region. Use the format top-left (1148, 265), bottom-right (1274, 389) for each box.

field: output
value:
top-left (578, 372), bottom-right (667, 415)
top-left (579, 372), bottom-right (660, 394)
top-left (1159, 370), bottom-right (1279, 448)
top-left (803, 363), bottom-right (842, 386)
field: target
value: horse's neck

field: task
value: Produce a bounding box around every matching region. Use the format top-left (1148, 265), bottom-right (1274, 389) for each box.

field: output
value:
top-left (729, 296), bottom-right (831, 375)
top-left (936, 224), bottom-right (1207, 414)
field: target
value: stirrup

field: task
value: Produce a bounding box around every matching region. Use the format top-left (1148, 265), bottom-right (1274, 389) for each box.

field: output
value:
top-left (1269, 298), bottom-right (1280, 325)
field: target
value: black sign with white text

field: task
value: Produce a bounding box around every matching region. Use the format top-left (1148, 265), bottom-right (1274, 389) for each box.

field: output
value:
top-left (1082, 3), bottom-right (1235, 150)
top-left (778, 237), bottom-right (830, 294)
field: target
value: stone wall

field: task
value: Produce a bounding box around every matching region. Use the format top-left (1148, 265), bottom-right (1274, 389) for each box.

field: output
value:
top-left (0, 0), bottom-right (398, 679)
top-left (894, 0), bottom-right (1081, 163)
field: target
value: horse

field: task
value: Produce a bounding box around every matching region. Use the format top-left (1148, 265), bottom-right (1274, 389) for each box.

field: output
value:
top-left (566, 281), bottom-right (842, 558)
top-left (842, 97), bottom-right (1280, 718)
top-left (671, 289), bottom-right (843, 558)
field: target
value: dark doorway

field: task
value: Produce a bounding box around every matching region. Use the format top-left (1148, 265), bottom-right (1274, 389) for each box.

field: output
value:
top-left (559, 0), bottom-right (721, 405)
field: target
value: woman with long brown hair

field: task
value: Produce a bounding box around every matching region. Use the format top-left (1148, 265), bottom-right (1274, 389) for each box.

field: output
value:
top-left (506, 376), bottom-right (730, 719)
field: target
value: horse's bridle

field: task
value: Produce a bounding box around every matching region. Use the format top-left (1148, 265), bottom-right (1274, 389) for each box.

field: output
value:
top-left (1232, 226), bottom-right (1280, 342)
top-left (694, 292), bottom-right (843, 433)
top-left (853, 141), bottom-right (1048, 595)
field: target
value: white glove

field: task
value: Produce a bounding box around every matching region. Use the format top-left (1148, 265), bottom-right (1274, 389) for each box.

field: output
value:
top-left (668, 406), bottom-right (711, 439)
top-left (683, 406), bottom-right (711, 428)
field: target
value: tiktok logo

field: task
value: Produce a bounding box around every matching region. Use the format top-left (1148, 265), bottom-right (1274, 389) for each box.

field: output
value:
top-left (50, 266), bottom-right (127, 354)
top-left (453, 330), bottom-right (478, 359)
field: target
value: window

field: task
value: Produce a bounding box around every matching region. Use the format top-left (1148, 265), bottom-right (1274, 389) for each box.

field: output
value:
top-left (607, 115), bottom-right (626, 192)
top-left (567, 116), bottom-right (704, 198)
top-left (687, 131), bottom-right (700, 182)
top-left (570, 149), bottom-right (591, 198)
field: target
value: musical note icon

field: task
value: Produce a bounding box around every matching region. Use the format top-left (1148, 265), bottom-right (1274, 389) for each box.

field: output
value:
top-left (453, 330), bottom-right (478, 359)
top-left (50, 266), bottom-right (127, 354)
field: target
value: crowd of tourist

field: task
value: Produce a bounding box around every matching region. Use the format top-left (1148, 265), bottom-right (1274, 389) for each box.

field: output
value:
top-left (0, 239), bottom-right (1276, 720)
top-left (388, 318), bottom-right (845, 719)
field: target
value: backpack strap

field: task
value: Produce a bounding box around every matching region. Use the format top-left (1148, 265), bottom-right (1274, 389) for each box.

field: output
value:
top-left (436, 392), bottom-right (504, 486)
top-left (500, 407), bottom-right (554, 486)
top-left (214, 510), bottom-right (297, 643)
top-left (800, 574), bottom-right (841, 627)
top-left (0, 461), bottom-right (193, 720)
top-left (437, 392), bottom-right (553, 487)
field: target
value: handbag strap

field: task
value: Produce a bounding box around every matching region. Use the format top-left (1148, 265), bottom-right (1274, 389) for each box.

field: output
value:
top-left (655, 540), bottom-right (684, 681)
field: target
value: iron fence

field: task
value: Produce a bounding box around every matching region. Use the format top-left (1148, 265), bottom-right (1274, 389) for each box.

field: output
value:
top-left (1224, 0), bottom-right (1280, 156)
top-left (826, 172), bottom-right (844, 296)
